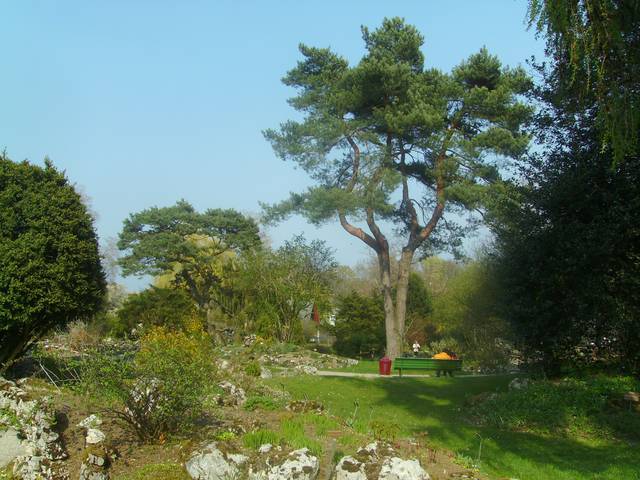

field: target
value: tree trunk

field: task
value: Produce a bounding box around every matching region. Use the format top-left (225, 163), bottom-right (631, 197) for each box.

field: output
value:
top-left (378, 249), bottom-right (401, 358)
top-left (376, 246), bottom-right (416, 359)
top-left (394, 248), bottom-right (415, 354)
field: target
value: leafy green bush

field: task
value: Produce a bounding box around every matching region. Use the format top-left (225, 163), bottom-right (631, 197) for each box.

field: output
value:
top-left (468, 375), bottom-right (640, 440)
top-left (427, 337), bottom-right (460, 356)
top-left (0, 155), bottom-right (106, 368)
top-left (331, 292), bottom-right (385, 359)
top-left (244, 361), bottom-right (261, 377)
top-left (115, 287), bottom-right (198, 337)
top-left (80, 326), bottom-right (216, 442)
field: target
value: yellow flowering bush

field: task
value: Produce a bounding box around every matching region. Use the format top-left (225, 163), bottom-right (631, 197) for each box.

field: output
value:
top-left (119, 326), bottom-right (216, 442)
top-left (79, 324), bottom-right (217, 443)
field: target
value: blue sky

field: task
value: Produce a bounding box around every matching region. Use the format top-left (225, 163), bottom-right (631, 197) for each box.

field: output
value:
top-left (1, 1), bottom-right (544, 289)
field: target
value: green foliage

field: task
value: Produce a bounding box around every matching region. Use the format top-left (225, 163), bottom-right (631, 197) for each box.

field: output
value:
top-left (403, 273), bottom-right (434, 346)
top-left (264, 18), bottom-right (532, 357)
top-left (0, 154), bottom-right (106, 369)
top-left (214, 431), bottom-right (237, 441)
top-left (243, 360), bottom-right (261, 377)
top-left (264, 18), bottom-right (531, 240)
top-left (243, 395), bottom-right (280, 411)
top-left (528, 0), bottom-right (640, 161)
top-left (80, 326), bottom-right (216, 442)
top-left (118, 200), bottom-right (260, 315)
top-left (428, 260), bottom-right (513, 370)
top-left (239, 235), bottom-right (337, 342)
top-left (469, 376), bottom-right (640, 441)
top-left (115, 287), bottom-right (198, 336)
top-left (331, 292), bottom-right (385, 358)
top-left (493, 72), bottom-right (640, 375)
top-left (426, 337), bottom-right (461, 356)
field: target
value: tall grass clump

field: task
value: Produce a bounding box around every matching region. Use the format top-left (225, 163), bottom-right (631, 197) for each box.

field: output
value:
top-left (242, 429), bottom-right (280, 450)
top-left (280, 418), bottom-right (323, 455)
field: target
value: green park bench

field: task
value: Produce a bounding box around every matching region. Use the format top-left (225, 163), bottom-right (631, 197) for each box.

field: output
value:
top-left (393, 357), bottom-right (463, 377)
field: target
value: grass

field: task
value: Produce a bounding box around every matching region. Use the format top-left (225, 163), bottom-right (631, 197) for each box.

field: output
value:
top-left (243, 429), bottom-right (280, 450)
top-left (468, 375), bottom-right (640, 440)
top-left (241, 417), bottom-right (324, 456)
top-left (243, 395), bottom-right (281, 411)
top-left (268, 374), bottom-right (640, 480)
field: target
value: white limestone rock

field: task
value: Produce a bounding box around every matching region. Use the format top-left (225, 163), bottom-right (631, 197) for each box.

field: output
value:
top-left (378, 457), bottom-right (430, 480)
top-left (0, 376), bottom-right (67, 479)
top-left (250, 448), bottom-right (319, 480)
top-left (79, 453), bottom-right (110, 480)
top-left (78, 414), bottom-right (103, 429)
top-left (186, 443), bottom-right (247, 480)
top-left (258, 443), bottom-right (272, 454)
top-left (217, 381), bottom-right (247, 406)
top-left (0, 428), bottom-right (28, 468)
top-left (334, 442), bottom-right (428, 480)
top-left (334, 455), bottom-right (367, 480)
top-left (86, 428), bottom-right (106, 445)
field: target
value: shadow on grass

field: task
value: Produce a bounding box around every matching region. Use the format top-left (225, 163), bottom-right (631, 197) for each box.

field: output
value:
top-left (278, 375), bottom-right (640, 480)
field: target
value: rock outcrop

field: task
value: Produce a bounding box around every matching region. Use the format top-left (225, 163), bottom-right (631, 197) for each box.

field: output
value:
top-left (0, 377), bottom-right (66, 480)
top-left (186, 443), bottom-right (248, 480)
top-left (187, 443), bottom-right (320, 480)
top-left (79, 450), bottom-right (110, 480)
top-left (250, 448), bottom-right (319, 480)
top-left (217, 381), bottom-right (247, 407)
top-left (333, 442), bottom-right (430, 480)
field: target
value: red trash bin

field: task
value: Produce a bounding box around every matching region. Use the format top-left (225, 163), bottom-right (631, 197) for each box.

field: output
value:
top-left (379, 356), bottom-right (392, 376)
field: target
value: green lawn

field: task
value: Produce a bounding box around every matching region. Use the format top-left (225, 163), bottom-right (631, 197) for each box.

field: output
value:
top-left (269, 375), bottom-right (640, 480)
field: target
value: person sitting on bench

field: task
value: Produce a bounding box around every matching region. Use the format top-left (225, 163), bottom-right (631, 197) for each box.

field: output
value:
top-left (432, 349), bottom-right (458, 376)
